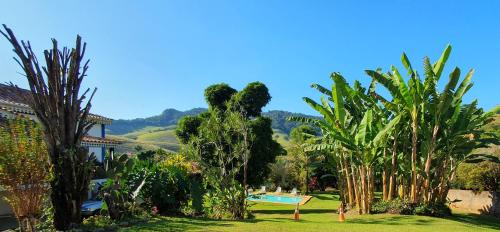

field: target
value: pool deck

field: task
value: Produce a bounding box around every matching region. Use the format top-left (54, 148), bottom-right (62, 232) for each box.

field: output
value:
top-left (249, 192), bottom-right (312, 205)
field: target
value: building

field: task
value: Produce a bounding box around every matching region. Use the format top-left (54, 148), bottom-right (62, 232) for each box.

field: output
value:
top-left (0, 83), bottom-right (120, 163)
top-left (0, 83), bottom-right (121, 220)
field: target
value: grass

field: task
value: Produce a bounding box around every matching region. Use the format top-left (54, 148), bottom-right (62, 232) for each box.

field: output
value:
top-left (121, 193), bottom-right (500, 232)
top-left (272, 129), bottom-right (291, 148)
top-left (108, 126), bottom-right (180, 153)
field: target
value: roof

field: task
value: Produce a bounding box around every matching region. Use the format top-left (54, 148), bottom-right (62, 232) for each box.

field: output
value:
top-left (82, 135), bottom-right (121, 147)
top-left (0, 83), bottom-right (112, 125)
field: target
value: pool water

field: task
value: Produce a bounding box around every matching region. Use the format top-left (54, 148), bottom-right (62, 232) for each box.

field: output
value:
top-left (247, 194), bottom-right (302, 204)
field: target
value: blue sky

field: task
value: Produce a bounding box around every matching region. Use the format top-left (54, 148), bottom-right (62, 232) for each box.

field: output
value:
top-left (1, 1), bottom-right (499, 119)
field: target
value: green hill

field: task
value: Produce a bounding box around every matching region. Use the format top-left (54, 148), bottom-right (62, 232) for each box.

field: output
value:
top-left (107, 108), bottom-right (318, 153)
top-left (111, 126), bottom-right (292, 154)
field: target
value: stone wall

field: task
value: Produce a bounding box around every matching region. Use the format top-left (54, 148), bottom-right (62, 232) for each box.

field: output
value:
top-left (447, 189), bottom-right (499, 217)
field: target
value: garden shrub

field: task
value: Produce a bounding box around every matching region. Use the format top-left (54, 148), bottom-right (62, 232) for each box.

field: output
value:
top-left (388, 198), bottom-right (415, 215)
top-left (99, 153), bottom-right (145, 220)
top-left (129, 156), bottom-right (191, 214)
top-left (414, 202), bottom-right (451, 217)
top-left (78, 212), bottom-right (152, 232)
top-left (370, 199), bottom-right (451, 217)
top-left (452, 152), bottom-right (500, 191)
top-left (0, 118), bottom-right (51, 231)
top-left (202, 180), bottom-right (247, 219)
top-left (370, 200), bottom-right (390, 214)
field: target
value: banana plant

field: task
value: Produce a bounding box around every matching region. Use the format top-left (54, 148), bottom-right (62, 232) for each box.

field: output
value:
top-left (365, 45), bottom-right (453, 202)
top-left (290, 73), bottom-right (400, 214)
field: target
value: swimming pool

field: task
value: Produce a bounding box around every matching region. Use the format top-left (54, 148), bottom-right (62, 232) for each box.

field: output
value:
top-left (247, 194), bottom-right (306, 205)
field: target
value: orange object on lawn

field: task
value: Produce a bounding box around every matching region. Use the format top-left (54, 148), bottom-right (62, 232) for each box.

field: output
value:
top-left (338, 204), bottom-right (346, 222)
top-left (294, 203), bottom-right (300, 220)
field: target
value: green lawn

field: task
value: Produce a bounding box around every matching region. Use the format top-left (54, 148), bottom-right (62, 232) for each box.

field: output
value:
top-left (122, 193), bottom-right (500, 232)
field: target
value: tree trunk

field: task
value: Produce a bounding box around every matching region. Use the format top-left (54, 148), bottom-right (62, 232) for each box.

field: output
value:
top-left (423, 125), bottom-right (439, 203)
top-left (351, 165), bottom-right (362, 214)
top-left (411, 119), bottom-right (418, 203)
top-left (336, 160), bottom-right (346, 205)
top-left (243, 158), bottom-right (248, 191)
top-left (367, 167), bottom-right (374, 213)
top-left (388, 132), bottom-right (398, 200)
top-left (398, 175), bottom-right (404, 199)
top-left (360, 166), bottom-right (368, 214)
top-left (342, 154), bottom-right (354, 206)
top-left (382, 149), bottom-right (388, 201)
top-left (50, 147), bottom-right (91, 229)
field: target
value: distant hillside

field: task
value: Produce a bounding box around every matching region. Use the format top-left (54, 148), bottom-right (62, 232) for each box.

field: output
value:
top-left (108, 108), bottom-right (318, 136)
top-left (107, 108), bottom-right (318, 153)
top-left (264, 110), bottom-right (320, 134)
top-left (108, 108), bottom-right (207, 134)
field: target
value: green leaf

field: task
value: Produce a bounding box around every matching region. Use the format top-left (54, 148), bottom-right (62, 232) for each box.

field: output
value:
top-left (391, 65), bottom-right (412, 106)
top-left (452, 69), bottom-right (474, 106)
top-left (433, 44), bottom-right (452, 80)
top-left (311, 83), bottom-right (332, 96)
top-left (331, 72), bottom-right (347, 131)
top-left (374, 114), bottom-right (402, 147)
top-left (401, 52), bottom-right (413, 75)
top-left (355, 109), bottom-right (373, 146)
top-left (436, 67), bottom-right (461, 123)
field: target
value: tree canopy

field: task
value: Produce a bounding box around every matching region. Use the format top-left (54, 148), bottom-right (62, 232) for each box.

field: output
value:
top-left (177, 82), bottom-right (283, 187)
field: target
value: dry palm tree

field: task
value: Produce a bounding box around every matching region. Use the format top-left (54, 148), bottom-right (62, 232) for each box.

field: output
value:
top-left (1, 24), bottom-right (96, 230)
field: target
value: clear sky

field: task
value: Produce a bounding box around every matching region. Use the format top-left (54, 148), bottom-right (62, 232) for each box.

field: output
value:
top-left (1, 1), bottom-right (499, 119)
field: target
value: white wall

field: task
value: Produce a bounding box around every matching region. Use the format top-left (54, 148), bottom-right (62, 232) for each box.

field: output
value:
top-left (89, 146), bottom-right (103, 162)
top-left (87, 124), bottom-right (102, 137)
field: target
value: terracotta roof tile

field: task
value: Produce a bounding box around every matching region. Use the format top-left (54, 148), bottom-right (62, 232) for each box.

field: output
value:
top-left (82, 135), bottom-right (121, 146)
top-left (0, 83), bottom-right (112, 124)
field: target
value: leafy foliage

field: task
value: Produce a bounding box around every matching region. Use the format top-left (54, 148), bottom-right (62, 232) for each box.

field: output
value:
top-left (99, 154), bottom-right (145, 220)
top-left (0, 118), bottom-right (51, 231)
top-left (204, 83), bottom-right (237, 111)
top-left (291, 44), bottom-right (494, 216)
top-left (177, 82), bottom-right (283, 188)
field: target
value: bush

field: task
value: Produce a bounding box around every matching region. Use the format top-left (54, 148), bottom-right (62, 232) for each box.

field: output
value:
top-left (128, 156), bottom-right (191, 214)
top-left (0, 118), bottom-right (51, 231)
top-left (389, 198), bottom-right (415, 215)
top-left (203, 181), bottom-right (247, 219)
top-left (414, 202), bottom-right (451, 217)
top-left (452, 153), bottom-right (500, 191)
top-left (370, 199), bottom-right (451, 217)
top-left (371, 198), bottom-right (415, 215)
top-left (370, 200), bottom-right (390, 214)
top-left (78, 213), bottom-right (152, 231)
top-left (99, 153), bottom-right (145, 220)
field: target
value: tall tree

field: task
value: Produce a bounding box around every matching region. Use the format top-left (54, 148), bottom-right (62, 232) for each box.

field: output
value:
top-left (1, 25), bottom-right (96, 230)
top-left (177, 82), bottom-right (282, 187)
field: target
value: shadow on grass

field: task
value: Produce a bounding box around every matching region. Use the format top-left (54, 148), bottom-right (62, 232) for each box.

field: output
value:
top-left (445, 213), bottom-right (500, 231)
top-left (125, 216), bottom-right (235, 232)
top-left (347, 213), bottom-right (500, 230)
top-left (347, 215), bottom-right (434, 226)
top-left (310, 194), bottom-right (338, 201)
top-left (252, 209), bottom-right (336, 215)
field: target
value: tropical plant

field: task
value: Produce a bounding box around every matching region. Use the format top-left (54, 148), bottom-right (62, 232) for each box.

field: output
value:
top-left (0, 118), bottom-right (51, 232)
top-left (100, 154), bottom-right (146, 220)
top-left (290, 44), bottom-right (496, 216)
top-left (131, 157), bottom-right (191, 214)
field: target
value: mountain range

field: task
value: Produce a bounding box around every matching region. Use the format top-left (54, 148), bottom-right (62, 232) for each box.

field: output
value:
top-left (107, 108), bottom-right (319, 153)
